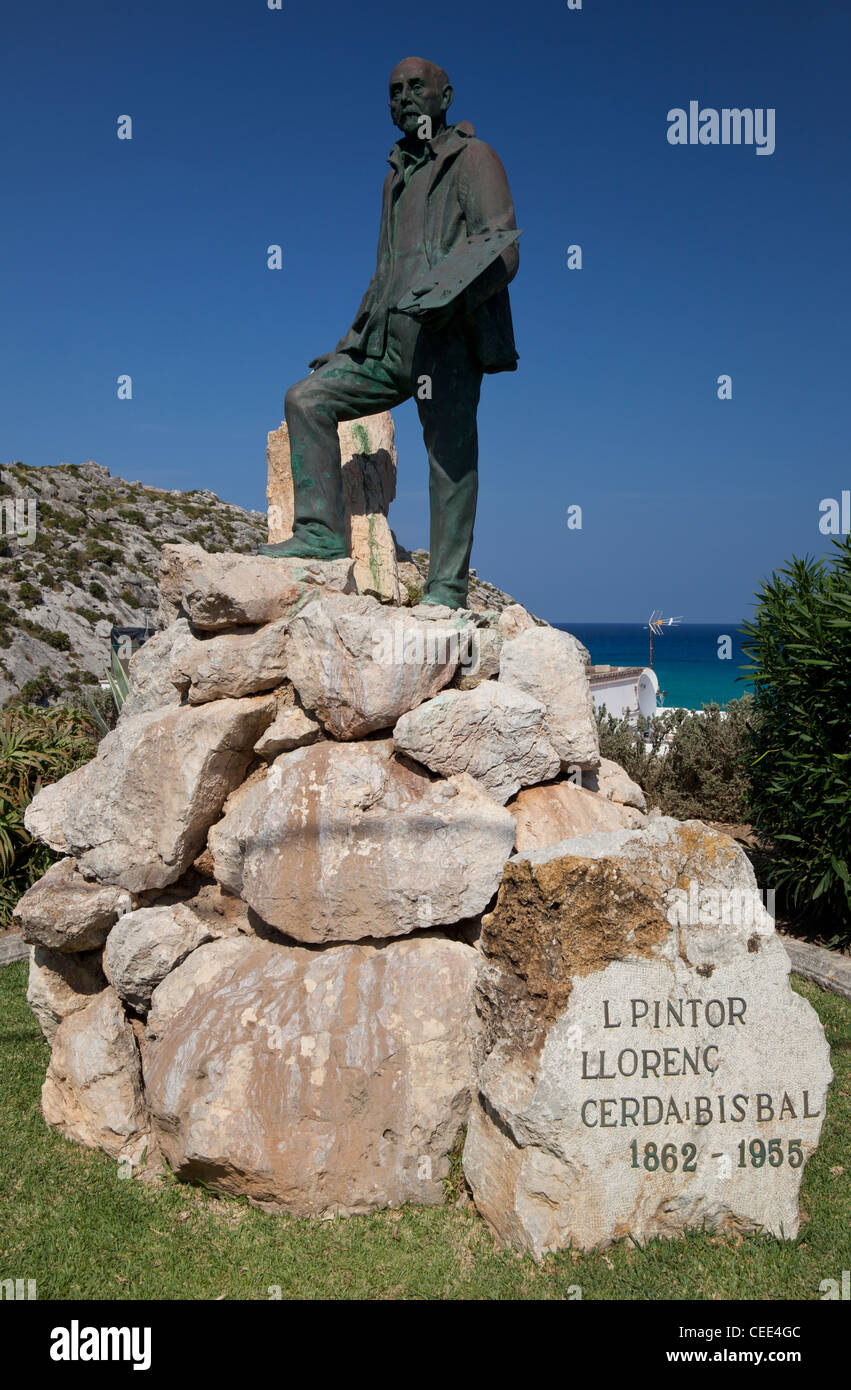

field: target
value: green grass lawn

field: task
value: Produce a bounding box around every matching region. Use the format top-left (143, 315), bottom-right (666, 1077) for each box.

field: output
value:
top-left (1, 960), bottom-right (849, 1301)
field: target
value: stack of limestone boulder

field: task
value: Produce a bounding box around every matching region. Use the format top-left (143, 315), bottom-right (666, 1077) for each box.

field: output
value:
top-left (17, 540), bottom-right (826, 1254)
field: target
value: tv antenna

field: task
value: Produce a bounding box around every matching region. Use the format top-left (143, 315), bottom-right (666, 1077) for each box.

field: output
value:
top-left (646, 610), bottom-right (683, 668)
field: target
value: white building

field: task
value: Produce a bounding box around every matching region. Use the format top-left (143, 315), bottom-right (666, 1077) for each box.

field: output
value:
top-left (586, 665), bottom-right (648, 721)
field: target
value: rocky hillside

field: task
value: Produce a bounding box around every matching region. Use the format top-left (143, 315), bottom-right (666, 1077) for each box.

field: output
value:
top-left (0, 461), bottom-right (268, 707)
top-left (0, 461), bottom-right (526, 707)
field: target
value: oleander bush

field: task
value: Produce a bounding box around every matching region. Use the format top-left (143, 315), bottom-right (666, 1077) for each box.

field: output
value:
top-left (741, 537), bottom-right (851, 946)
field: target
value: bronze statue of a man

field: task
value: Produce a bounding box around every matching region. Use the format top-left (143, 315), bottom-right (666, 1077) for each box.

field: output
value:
top-left (259, 57), bottom-right (519, 610)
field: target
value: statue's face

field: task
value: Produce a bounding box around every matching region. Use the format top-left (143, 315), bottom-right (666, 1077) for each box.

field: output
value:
top-left (389, 59), bottom-right (451, 139)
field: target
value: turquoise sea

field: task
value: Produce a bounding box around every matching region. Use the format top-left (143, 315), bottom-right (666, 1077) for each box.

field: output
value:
top-left (555, 623), bottom-right (752, 712)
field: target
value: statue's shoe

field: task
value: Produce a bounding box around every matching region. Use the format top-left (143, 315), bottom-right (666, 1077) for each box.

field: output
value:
top-left (420, 588), bottom-right (468, 611)
top-left (257, 532), bottom-right (348, 562)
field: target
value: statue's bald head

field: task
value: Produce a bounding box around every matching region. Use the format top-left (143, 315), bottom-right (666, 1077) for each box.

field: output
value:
top-left (388, 57), bottom-right (453, 141)
top-left (391, 57), bottom-right (450, 89)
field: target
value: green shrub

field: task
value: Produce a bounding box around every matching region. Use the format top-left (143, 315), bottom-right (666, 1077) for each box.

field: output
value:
top-left (88, 580), bottom-right (107, 601)
top-left (740, 537), bottom-right (851, 944)
top-left (0, 703), bottom-right (97, 924)
top-left (0, 603), bottom-right (72, 653)
top-left (593, 707), bottom-right (653, 790)
top-left (595, 697), bottom-right (754, 823)
top-left (27, 624), bottom-right (71, 651)
top-left (8, 667), bottom-right (64, 707)
top-left (17, 581), bottom-right (42, 606)
top-left (651, 700), bottom-right (754, 821)
top-left (62, 668), bottom-right (99, 690)
top-left (0, 600), bottom-right (15, 629)
top-left (64, 682), bottom-right (114, 731)
top-left (85, 542), bottom-right (121, 566)
top-left (88, 521), bottom-right (116, 541)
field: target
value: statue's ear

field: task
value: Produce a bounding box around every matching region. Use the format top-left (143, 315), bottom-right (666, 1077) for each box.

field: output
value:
top-left (441, 84), bottom-right (454, 113)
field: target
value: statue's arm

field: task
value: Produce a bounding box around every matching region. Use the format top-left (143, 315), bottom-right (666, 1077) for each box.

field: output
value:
top-left (458, 143), bottom-right (519, 313)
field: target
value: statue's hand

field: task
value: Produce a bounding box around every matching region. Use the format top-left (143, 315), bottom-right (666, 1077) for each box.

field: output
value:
top-left (420, 302), bottom-right (460, 333)
top-left (404, 289), bottom-right (469, 334)
top-left (308, 353), bottom-right (332, 372)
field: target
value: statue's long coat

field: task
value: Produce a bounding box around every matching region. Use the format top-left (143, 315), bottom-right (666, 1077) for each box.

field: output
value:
top-left (335, 121), bottom-right (519, 374)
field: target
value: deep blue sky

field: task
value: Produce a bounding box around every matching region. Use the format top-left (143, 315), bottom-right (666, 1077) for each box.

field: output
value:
top-left (2, 0), bottom-right (849, 622)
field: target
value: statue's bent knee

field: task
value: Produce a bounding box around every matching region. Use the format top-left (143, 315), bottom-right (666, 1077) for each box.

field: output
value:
top-left (284, 378), bottom-right (313, 416)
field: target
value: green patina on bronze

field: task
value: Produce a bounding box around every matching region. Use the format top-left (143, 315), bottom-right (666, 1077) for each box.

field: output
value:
top-left (288, 446), bottom-right (314, 492)
top-left (258, 56), bottom-right (520, 608)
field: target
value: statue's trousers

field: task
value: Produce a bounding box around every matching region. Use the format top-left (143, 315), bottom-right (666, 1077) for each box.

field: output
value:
top-left (284, 311), bottom-right (483, 608)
